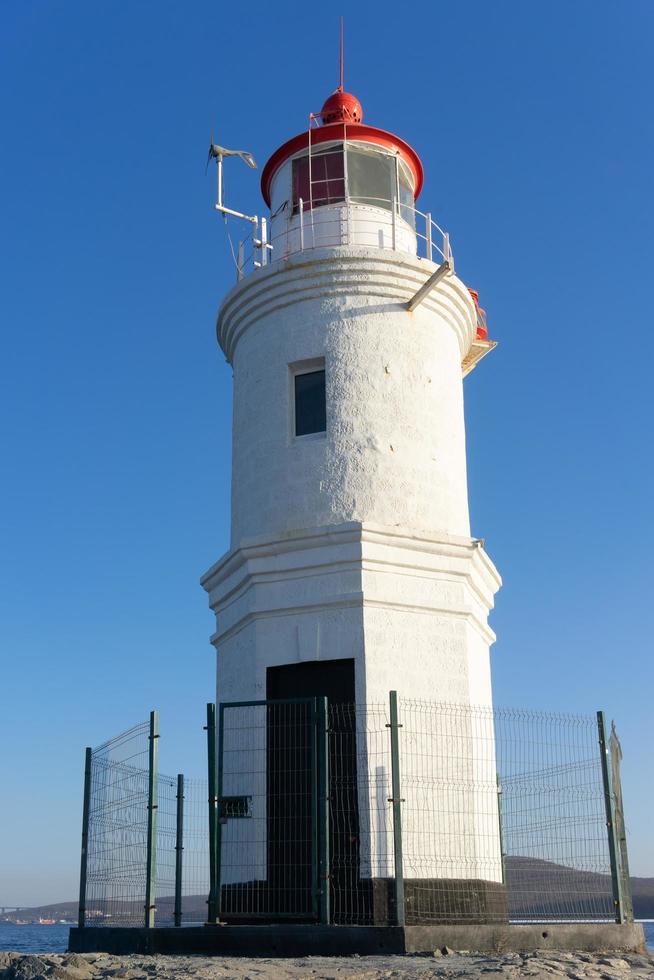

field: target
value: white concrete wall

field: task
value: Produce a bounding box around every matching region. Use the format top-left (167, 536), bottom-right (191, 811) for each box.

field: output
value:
top-left (218, 247), bottom-right (475, 549)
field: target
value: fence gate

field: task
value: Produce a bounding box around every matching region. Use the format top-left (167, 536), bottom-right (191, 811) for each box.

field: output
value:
top-left (216, 698), bottom-right (328, 921)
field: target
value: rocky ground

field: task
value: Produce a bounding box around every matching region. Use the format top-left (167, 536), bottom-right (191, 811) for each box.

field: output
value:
top-left (1, 950), bottom-right (653, 980)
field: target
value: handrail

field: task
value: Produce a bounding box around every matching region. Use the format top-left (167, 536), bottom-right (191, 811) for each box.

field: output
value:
top-left (233, 196), bottom-right (453, 282)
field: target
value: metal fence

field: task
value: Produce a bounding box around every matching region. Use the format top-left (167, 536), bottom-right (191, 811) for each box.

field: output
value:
top-left (207, 696), bottom-right (632, 927)
top-left (79, 712), bottom-right (209, 927)
top-left (78, 696), bottom-right (632, 929)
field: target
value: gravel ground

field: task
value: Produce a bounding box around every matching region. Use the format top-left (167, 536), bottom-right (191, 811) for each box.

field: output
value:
top-left (0, 950), bottom-right (653, 980)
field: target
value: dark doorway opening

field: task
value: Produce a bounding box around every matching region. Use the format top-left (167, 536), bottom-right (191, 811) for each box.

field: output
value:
top-left (266, 658), bottom-right (355, 704)
top-left (266, 659), bottom-right (358, 922)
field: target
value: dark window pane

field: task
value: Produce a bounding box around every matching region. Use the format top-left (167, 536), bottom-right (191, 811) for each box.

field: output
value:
top-left (294, 370), bottom-right (326, 436)
top-left (292, 150), bottom-right (345, 214)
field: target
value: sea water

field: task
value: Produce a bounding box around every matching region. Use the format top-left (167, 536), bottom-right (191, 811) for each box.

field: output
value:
top-left (1, 920), bottom-right (653, 955)
top-left (0, 923), bottom-right (70, 953)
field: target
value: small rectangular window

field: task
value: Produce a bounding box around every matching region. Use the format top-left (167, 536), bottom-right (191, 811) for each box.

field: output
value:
top-left (294, 369), bottom-right (326, 436)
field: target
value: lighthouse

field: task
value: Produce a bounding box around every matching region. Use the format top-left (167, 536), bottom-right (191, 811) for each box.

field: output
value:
top-left (201, 78), bottom-right (503, 922)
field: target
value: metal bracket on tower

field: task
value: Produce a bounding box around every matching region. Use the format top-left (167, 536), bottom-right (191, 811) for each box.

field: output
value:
top-left (406, 260), bottom-right (451, 312)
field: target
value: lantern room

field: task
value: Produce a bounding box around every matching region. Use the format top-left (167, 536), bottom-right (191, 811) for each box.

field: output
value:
top-left (260, 89), bottom-right (429, 259)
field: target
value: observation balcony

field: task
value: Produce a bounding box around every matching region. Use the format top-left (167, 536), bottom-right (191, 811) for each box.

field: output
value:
top-left (233, 196), bottom-right (453, 283)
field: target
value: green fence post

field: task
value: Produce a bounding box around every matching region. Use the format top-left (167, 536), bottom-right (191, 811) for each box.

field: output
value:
top-left (144, 710), bottom-right (159, 929)
top-left (206, 703), bottom-right (219, 923)
top-left (388, 691), bottom-right (405, 926)
top-left (597, 710), bottom-right (624, 923)
top-left (609, 721), bottom-right (634, 922)
top-left (496, 774), bottom-right (506, 885)
top-left (77, 747), bottom-right (92, 929)
top-left (316, 696), bottom-right (330, 925)
top-left (174, 773), bottom-right (184, 927)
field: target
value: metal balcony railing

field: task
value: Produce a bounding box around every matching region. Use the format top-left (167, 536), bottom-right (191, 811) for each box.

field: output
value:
top-left (231, 197), bottom-right (454, 282)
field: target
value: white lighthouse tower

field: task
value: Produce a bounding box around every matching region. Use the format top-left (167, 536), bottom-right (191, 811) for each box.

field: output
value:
top-left (202, 78), bottom-right (503, 921)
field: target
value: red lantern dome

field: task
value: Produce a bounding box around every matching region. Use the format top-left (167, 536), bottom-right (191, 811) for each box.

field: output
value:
top-left (320, 89), bottom-right (363, 125)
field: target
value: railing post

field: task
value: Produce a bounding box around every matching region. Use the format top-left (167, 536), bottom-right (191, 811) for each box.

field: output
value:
top-left (77, 747), bottom-right (92, 929)
top-left (299, 198), bottom-right (304, 250)
top-left (426, 212), bottom-right (432, 262)
top-left (597, 710), bottom-right (624, 923)
top-left (444, 231), bottom-right (453, 274)
top-left (388, 691), bottom-right (405, 926)
top-left (144, 710), bottom-right (159, 929)
top-left (174, 773), bottom-right (184, 927)
top-left (391, 189), bottom-right (397, 251)
top-left (206, 703), bottom-right (219, 923)
top-left (316, 696), bottom-right (330, 925)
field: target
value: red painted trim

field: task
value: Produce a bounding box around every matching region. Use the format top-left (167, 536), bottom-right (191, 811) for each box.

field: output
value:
top-left (260, 123), bottom-right (424, 206)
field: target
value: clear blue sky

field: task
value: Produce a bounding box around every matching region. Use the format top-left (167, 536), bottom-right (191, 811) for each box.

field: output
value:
top-left (1, 1), bottom-right (652, 906)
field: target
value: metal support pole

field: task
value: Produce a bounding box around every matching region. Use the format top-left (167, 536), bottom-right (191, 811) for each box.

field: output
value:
top-left (261, 217), bottom-right (268, 266)
top-left (206, 703), bottom-right (219, 923)
top-left (425, 212), bottom-right (432, 262)
top-left (174, 773), bottom-right (184, 927)
top-left (144, 710), bottom-right (159, 929)
top-left (216, 155), bottom-right (223, 208)
top-left (316, 696), bottom-right (330, 925)
top-left (77, 747), bottom-right (92, 929)
top-left (597, 710), bottom-right (624, 923)
top-left (237, 241), bottom-right (244, 281)
top-left (388, 691), bottom-right (405, 926)
top-left (406, 261), bottom-right (451, 312)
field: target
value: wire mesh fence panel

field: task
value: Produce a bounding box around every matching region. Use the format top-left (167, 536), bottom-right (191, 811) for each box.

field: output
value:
top-left (218, 700), bottom-right (316, 919)
top-left (397, 700), bottom-right (615, 924)
top-left (328, 702), bottom-right (393, 924)
top-left (495, 709), bottom-right (614, 922)
top-left (398, 700), bottom-right (506, 924)
top-left (85, 721), bottom-right (151, 926)
top-left (179, 777), bottom-right (210, 924)
top-left (154, 773), bottom-right (177, 925)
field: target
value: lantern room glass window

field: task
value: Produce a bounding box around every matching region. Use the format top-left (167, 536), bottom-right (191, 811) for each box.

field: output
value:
top-left (290, 142), bottom-right (415, 226)
top-left (347, 146), bottom-right (395, 210)
top-left (292, 149), bottom-right (345, 213)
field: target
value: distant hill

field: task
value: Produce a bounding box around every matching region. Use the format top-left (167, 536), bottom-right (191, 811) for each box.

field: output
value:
top-left (503, 857), bottom-right (654, 919)
top-left (2, 862), bottom-right (653, 923)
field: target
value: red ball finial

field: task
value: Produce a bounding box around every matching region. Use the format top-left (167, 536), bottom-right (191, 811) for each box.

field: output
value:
top-left (320, 90), bottom-right (363, 125)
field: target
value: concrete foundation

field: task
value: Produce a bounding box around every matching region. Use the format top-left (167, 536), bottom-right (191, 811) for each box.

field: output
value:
top-left (68, 922), bottom-right (645, 957)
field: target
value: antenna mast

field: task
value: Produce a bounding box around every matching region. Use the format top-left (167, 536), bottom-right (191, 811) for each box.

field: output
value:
top-left (338, 16), bottom-right (344, 92)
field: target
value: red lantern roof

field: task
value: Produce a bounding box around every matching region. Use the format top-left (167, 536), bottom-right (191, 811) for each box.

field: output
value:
top-left (260, 89), bottom-right (424, 207)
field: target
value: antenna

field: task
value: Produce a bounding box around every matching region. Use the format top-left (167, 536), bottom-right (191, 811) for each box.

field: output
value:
top-left (338, 16), bottom-right (344, 92)
top-left (207, 137), bottom-right (258, 222)
top-left (207, 134), bottom-right (271, 276)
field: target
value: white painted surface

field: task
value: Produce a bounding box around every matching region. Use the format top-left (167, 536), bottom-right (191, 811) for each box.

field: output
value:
top-left (202, 522), bottom-right (503, 882)
top-left (204, 243), bottom-right (502, 884)
top-left (218, 247), bottom-right (474, 548)
top-left (270, 201), bottom-right (418, 258)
